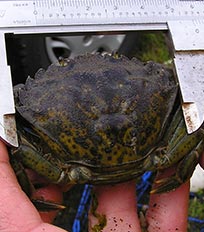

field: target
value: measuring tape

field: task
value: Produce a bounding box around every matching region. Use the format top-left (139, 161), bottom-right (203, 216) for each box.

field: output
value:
top-left (0, 0), bottom-right (204, 146)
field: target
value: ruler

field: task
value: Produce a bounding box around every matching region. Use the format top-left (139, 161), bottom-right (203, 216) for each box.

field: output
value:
top-left (0, 0), bottom-right (204, 146)
top-left (0, 0), bottom-right (204, 32)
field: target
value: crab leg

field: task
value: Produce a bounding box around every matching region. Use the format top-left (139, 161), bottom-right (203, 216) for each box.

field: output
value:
top-left (10, 155), bottom-right (32, 196)
top-left (143, 107), bottom-right (204, 193)
top-left (10, 151), bottom-right (66, 211)
top-left (151, 139), bottom-right (204, 193)
top-left (12, 144), bottom-right (66, 184)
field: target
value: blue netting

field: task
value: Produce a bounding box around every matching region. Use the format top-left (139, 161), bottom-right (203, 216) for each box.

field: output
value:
top-left (188, 217), bottom-right (204, 231)
top-left (188, 192), bottom-right (204, 230)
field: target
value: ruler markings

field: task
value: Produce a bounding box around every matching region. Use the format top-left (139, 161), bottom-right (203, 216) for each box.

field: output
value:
top-left (0, 1), bottom-right (204, 32)
top-left (90, 0), bottom-right (95, 6)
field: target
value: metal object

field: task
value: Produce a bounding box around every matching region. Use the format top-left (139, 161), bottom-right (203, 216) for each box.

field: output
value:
top-left (0, 33), bottom-right (18, 147)
top-left (168, 20), bottom-right (204, 133)
top-left (0, 1), bottom-right (204, 32)
top-left (0, 0), bottom-right (204, 146)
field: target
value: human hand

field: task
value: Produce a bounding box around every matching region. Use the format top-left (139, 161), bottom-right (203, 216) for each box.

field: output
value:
top-left (0, 140), bottom-right (66, 232)
top-left (89, 152), bottom-right (204, 232)
top-left (89, 177), bottom-right (189, 231)
top-left (0, 140), bottom-right (191, 231)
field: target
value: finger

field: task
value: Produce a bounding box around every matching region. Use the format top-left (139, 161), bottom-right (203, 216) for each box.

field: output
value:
top-left (0, 141), bottom-right (66, 232)
top-left (146, 170), bottom-right (189, 231)
top-left (0, 142), bottom-right (40, 226)
top-left (89, 181), bottom-right (141, 232)
top-left (199, 151), bottom-right (204, 169)
top-left (0, 141), bottom-right (41, 229)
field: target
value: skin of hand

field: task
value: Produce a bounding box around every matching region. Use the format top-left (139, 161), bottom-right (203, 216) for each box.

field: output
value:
top-left (0, 140), bottom-right (66, 232)
top-left (89, 179), bottom-right (189, 232)
top-left (0, 140), bottom-right (194, 232)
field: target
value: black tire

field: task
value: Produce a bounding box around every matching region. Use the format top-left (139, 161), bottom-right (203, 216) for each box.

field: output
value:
top-left (6, 32), bottom-right (139, 85)
top-left (6, 35), bottom-right (49, 85)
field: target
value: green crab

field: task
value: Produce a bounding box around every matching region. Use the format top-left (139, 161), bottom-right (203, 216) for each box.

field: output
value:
top-left (11, 54), bottom-right (204, 202)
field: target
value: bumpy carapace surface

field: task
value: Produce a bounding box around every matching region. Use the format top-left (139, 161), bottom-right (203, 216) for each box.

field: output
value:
top-left (12, 54), bottom-right (204, 194)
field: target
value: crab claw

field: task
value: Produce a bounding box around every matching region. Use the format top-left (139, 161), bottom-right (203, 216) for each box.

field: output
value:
top-left (32, 199), bottom-right (65, 211)
top-left (150, 175), bottom-right (182, 194)
top-left (32, 182), bottom-right (66, 212)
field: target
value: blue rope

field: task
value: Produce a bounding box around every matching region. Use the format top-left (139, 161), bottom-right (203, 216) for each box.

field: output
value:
top-left (188, 217), bottom-right (204, 231)
top-left (72, 184), bottom-right (92, 232)
top-left (188, 216), bottom-right (204, 224)
top-left (137, 171), bottom-right (152, 202)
